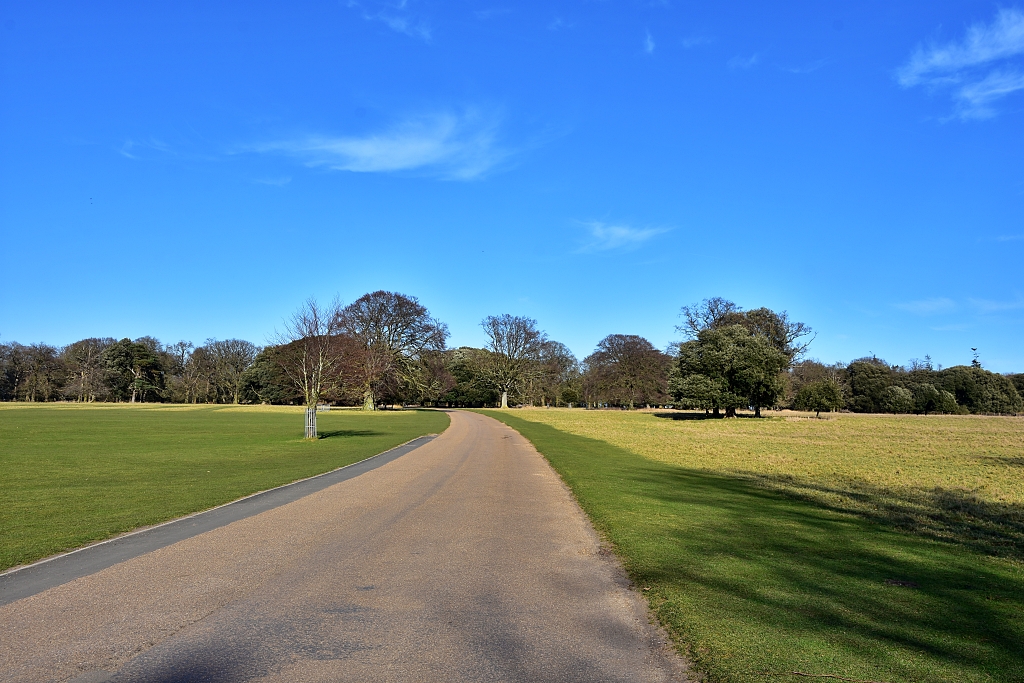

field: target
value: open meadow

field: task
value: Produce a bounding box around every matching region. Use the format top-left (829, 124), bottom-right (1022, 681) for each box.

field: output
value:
top-left (480, 409), bottom-right (1024, 683)
top-left (0, 404), bottom-right (449, 571)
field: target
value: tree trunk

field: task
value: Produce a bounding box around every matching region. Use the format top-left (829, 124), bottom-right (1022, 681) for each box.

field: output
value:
top-left (713, 407), bottom-right (721, 417)
top-left (362, 388), bottom-right (375, 411)
top-left (500, 390), bottom-right (508, 409)
top-left (725, 406), bottom-right (737, 418)
top-left (754, 406), bottom-right (762, 418)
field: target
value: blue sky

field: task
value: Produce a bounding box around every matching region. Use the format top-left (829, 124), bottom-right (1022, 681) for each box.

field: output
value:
top-left (1, 1), bottom-right (1022, 371)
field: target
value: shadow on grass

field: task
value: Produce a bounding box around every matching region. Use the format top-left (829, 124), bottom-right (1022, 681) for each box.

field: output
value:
top-left (653, 412), bottom-right (763, 421)
top-left (489, 414), bottom-right (1024, 683)
top-left (742, 472), bottom-right (1024, 563)
top-left (316, 430), bottom-right (381, 440)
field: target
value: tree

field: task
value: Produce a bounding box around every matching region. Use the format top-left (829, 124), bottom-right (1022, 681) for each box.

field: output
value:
top-left (481, 314), bottom-right (546, 409)
top-left (205, 339), bottom-right (260, 404)
top-left (794, 379), bottom-right (844, 416)
top-left (677, 298), bottom-right (813, 361)
top-left (935, 366), bottom-right (1022, 415)
top-left (909, 383), bottom-right (958, 415)
top-left (62, 338), bottom-right (113, 402)
top-left (677, 297), bottom-right (742, 339)
top-left (845, 358), bottom-right (894, 413)
top-left (584, 334), bottom-right (670, 409)
top-left (341, 291), bottom-right (448, 410)
top-left (275, 297), bottom-right (349, 435)
top-left (241, 347), bottom-right (304, 405)
top-left (670, 325), bottom-right (789, 417)
top-left (879, 385), bottom-right (915, 414)
top-left (103, 338), bottom-right (163, 402)
top-left (438, 347), bottom-right (500, 407)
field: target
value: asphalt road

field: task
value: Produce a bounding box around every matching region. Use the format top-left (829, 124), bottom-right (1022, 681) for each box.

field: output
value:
top-left (0, 410), bottom-right (689, 683)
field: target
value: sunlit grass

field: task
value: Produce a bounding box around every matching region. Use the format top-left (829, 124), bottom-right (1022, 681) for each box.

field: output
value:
top-left (0, 403), bottom-right (449, 571)
top-left (479, 408), bottom-right (1024, 683)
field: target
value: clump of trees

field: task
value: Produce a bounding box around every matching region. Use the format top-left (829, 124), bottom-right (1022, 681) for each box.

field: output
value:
top-left (669, 298), bottom-right (812, 417)
top-left (3, 292), bottom-right (1021, 416)
top-left (791, 356), bottom-right (1022, 416)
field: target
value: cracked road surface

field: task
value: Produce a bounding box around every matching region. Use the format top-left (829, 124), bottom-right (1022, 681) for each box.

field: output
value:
top-left (0, 410), bottom-right (688, 682)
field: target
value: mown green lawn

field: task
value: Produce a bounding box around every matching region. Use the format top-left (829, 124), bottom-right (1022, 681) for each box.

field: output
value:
top-left (0, 404), bottom-right (448, 571)
top-left (479, 409), bottom-right (1024, 683)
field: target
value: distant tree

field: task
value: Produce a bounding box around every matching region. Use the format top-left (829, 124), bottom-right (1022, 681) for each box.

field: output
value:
top-left (0, 343), bottom-right (24, 400)
top-left (677, 298), bottom-right (813, 361)
top-left (104, 338), bottom-right (163, 402)
top-left (275, 298), bottom-right (349, 423)
top-left (794, 379), bottom-right (844, 417)
top-left (785, 359), bottom-right (844, 407)
top-left (879, 385), bottom-right (915, 414)
top-left (908, 383), bottom-right (958, 415)
top-left (439, 347), bottom-right (500, 407)
top-left (341, 291), bottom-right (448, 410)
top-left (62, 338), bottom-right (114, 402)
top-left (241, 346), bottom-right (304, 405)
top-left (935, 366), bottom-right (1022, 415)
top-left (677, 297), bottom-right (742, 339)
top-left (1008, 374), bottom-right (1024, 405)
top-left (845, 358), bottom-right (894, 413)
top-left (670, 325), bottom-right (789, 417)
top-left (20, 344), bottom-right (65, 402)
top-left (669, 373), bottom-right (727, 414)
top-left (584, 334), bottom-right (670, 409)
top-left (205, 339), bottom-right (260, 404)
top-left (481, 314), bottom-right (546, 409)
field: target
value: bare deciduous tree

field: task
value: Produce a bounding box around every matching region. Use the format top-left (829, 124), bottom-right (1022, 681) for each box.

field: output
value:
top-left (275, 297), bottom-right (348, 436)
top-left (341, 291), bottom-right (448, 410)
top-left (62, 337), bottom-right (113, 402)
top-left (481, 314), bottom-right (546, 409)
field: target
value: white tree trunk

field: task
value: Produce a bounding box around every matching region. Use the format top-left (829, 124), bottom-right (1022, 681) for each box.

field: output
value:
top-left (500, 390), bottom-right (508, 409)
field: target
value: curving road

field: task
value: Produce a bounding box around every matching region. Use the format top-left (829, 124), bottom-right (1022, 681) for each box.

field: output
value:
top-left (0, 410), bottom-right (688, 682)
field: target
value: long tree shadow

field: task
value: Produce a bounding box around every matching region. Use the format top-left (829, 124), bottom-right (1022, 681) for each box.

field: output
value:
top-left (652, 412), bottom-right (763, 421)
top-left (316, 430), bottom-right (381, 440)
top-left (739, 472), bottom-right (1024, 562)
top-left (494, 416), bottom-right (1024, 683)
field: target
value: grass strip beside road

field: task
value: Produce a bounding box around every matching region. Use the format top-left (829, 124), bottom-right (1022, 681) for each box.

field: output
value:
top-left (1, 404), bottom-right (449, 571)
top-left (478, 409), bottom-right (1024, 683)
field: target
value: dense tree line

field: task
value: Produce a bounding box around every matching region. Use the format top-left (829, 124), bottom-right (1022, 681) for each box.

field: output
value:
top-left (3, 292), bottom-right (1021, 415)
top-left (0, 337), bottom-right (260, 404)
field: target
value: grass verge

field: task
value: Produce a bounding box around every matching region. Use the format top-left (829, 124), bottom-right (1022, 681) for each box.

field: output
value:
top-left (0, 404), bottom-right (448, 571)
top-left (478, 409), bottom-right (1024, 683)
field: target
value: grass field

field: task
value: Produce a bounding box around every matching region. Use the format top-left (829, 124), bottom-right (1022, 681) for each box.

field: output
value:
top-left (479, 409), bottom-right (1024, 683)
top-left (0, 404), bottom-right (449, 571)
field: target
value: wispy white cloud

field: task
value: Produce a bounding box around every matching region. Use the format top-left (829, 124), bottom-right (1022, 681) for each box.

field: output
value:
top-left (897, 7), bottom-right (1024, 119)
top-left (894, 297), bottom-right (957, 315)
top-left (253, 177), bottom-right (292, 186)
top-left (955, 67), bottom-right (1024, 118)
top-left (576, 221), bottom-right (670, 253)
top-left (728, 53), bottom-right (759, 70)
top-left (996, 234), bottom-right (1024, 242)
top-left (547, 17), bottom-right (572, 31)
top-left (644, 30), bottom-right (655, 55)
top-left (249, 110), bottom-right (510, 180)
top-left (967, 296), bottom-right (1024, 313)
top-left (474, 8), bottom-right (511, 20)
top-left (119, 138), bottom-right (174, 160)
top-left (783, 59), bottom-right (826, 74)
top-left (930, 324), bottom-right (969, 332)
top-left (680, 35), bottom-right (713, 49)
top-left (348, 0), bottom-right (431, 41)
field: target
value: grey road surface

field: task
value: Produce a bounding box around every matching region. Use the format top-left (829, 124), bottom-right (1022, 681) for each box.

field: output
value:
top-left (0, 410), bottom-right (689, 683)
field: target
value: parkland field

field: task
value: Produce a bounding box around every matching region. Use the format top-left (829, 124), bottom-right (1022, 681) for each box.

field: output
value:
top-left (480, 409), bottom-right (1024, 683)
top-left (0, 404), bottom-right (449, 571)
